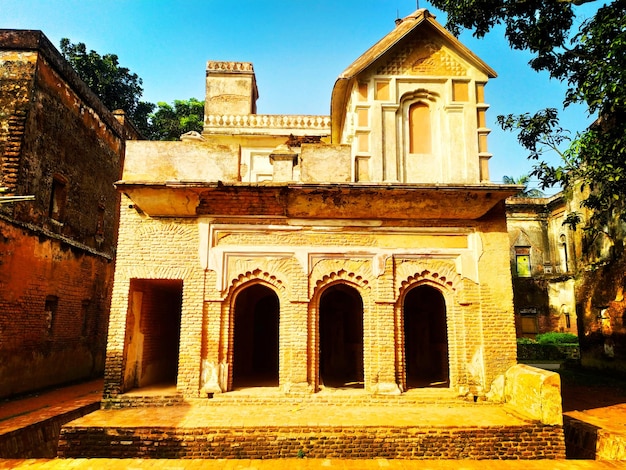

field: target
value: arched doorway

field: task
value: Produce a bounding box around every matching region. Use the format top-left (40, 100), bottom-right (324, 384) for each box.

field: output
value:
top-left (319, 284), bottom-right (364, 389)
top-left (232, 284), bottom-right (279, 388)
top-left (403, 285), bottom-right (449, 388)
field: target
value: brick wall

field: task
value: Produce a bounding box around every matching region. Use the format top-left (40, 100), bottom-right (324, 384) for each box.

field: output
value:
top-left (105, 193), bottom-right (518, 400)
top-left (57, 423), bottom-right (565, 459)
top-left (0, 219), bottom-right (113, 397)
top-left (0, 31), bottom-right (126, 397)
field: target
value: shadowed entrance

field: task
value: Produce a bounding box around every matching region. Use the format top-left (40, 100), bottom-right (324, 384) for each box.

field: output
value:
top-left (319, 284), bottom-right (364, 389)
top-left (232, 284), bottom-right (279, 388)
top-left (123, 279), bottom-right (183, 392)
top-left (403, 285), bottom-right (449, 388)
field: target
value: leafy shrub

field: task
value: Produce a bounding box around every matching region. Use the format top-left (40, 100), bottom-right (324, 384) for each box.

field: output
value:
top-left (535, 332), bottom-right (578, 345)
top-left (517, 337), bottom-right (537, 344)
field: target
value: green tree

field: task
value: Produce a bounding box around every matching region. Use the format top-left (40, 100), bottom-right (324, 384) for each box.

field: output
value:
top-left (429, 1), bottom-right (626, 237)
top-left (60, 38), bottom-right (154, 136)
top-left (502, 174), bottom-right (544, 198)
top-left (148, 98), bottom-right (205, 141)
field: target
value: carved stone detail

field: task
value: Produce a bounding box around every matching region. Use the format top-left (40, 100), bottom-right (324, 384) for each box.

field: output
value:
top-left (206, 61), bottom-right (254, 73)
top-left (377, 39), bottom-right (466, 76)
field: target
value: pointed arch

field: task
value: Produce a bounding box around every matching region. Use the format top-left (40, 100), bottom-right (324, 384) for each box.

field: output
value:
top-left (226, 268), bottom-right (286, 300)
top-left (317, 282), bottom-right (364, 389)
top-left (310, 272), bottom-right (370, 392)
top-left (229, 281), bottom-right (280, 389)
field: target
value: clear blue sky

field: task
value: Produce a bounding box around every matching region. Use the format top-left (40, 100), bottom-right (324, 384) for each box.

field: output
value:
top-left (0, 0), bottom-right (598, 190)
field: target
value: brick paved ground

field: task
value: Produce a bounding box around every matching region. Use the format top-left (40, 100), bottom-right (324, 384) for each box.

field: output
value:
top-left (0, 369), bottom-right (625, 466)
top-left (0, 379), bottom-right (103, 435)
top-left (0, 458), bottom-right (624, 469)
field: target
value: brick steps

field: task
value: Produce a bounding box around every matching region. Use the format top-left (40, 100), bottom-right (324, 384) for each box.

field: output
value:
top-left (103, 388), bottom-right (469, 409)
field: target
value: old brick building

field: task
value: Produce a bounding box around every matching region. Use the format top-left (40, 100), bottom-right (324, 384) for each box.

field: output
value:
top-left (506, 194), bottom-right (579, 338)
top-left (0, 30), bottom-right (137, 398)
top-left (104, 10), bottom-right (524, 401)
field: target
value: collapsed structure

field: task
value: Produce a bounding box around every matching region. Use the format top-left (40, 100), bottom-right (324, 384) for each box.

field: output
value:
top-left (104, 10), bottom-right (524, 401)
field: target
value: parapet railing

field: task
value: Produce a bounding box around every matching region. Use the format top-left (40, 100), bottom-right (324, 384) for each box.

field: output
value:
top-left (204, 114), bottom-right (331, 131)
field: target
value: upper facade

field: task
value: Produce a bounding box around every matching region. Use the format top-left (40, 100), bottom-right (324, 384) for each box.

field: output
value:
top-left (123, 10), bottom-right (498, 196)
top-left (330, 9), bottom-right (496, 184)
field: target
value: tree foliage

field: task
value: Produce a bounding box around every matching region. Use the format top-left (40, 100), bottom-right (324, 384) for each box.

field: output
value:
top-left (60, 38), bottom-right (154, 136)
top-left (502, 174), bottom-right (544, 198)
top-left (147, 98), bottom-right (205, 141)
top-left (429, 0), bottom-right (626, 239)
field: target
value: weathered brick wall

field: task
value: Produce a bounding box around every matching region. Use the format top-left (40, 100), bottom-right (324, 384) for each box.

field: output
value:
top-left (104, 198), bottom-right (206, 399)
top-left (0, 31), bottom-right (126, 398)
top-left (0, 219), bottom-right (113, 397)
top-left (57, 424), bottom-right (565, 459)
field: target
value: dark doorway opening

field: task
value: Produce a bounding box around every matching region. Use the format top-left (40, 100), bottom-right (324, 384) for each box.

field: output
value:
top-left (403, 285), bottom-right (449, 388)
top-left (232, 284), bottom-right (279, 388)
top-left (319, 284), bottom-right (364, 389)
top-left (124, 279), bottom-right (183, 391)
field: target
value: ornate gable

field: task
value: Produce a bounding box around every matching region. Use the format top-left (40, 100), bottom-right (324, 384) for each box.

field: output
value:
top-left (376, 37), bottom-right (467, 77)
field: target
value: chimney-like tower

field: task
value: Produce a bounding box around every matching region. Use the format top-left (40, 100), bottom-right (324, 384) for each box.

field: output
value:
top-left (205, 61), bottom-right (258, 116)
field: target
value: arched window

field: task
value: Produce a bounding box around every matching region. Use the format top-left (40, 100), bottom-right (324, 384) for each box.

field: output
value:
top-left (408, 102), bottom-right (431, 154)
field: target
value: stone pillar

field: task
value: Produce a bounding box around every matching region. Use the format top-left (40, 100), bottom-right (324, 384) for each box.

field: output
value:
top-left (200, 300), bottom-right (225, 395)
top-left (382, 104), bottom-right (399, 182)
top-left (281, 300), bottom-right (312, 393)
top-left (369, 302), bottom-right (401, 395)
top-left (103, 277), bottom-right (130, 398)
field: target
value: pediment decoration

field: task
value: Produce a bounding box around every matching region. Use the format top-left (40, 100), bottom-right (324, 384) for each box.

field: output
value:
top-left (376, 38), bottom-right (467, 77)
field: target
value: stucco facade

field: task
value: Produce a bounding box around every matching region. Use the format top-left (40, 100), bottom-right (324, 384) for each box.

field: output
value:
top-left (0, 30), bottom-right (137, 398)
top-left (104, 10), bottom-right (521, 401)
top-left (506, 195), bottom-right (579, 338)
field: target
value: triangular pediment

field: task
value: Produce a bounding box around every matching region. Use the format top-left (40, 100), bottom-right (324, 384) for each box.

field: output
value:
top-left (375, 36), bottom-right (467, 77)
top-left (331, 9), bottom-right (496, 142)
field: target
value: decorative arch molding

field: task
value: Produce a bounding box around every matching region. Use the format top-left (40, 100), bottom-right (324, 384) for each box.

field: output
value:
top-left (399, 88), bottom-right (440, 106)
top-left (225, 268), bottom-right (286, 302)
top-left (395, 259), bottom-right (464, 302)
top-left (218, 255), bottom-right (302, 299)
top-left (308, 257), bottom-right (372, 297)
top-left (313, 268), bottom-right (370, 295)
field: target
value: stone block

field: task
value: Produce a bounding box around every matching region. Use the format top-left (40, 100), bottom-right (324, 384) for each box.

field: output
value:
top-left (299, 143), bottom-right (351, 182)
top-left (504, 364), bottom-right (563, 425)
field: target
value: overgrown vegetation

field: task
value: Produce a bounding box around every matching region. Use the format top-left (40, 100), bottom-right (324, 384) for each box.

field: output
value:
top-left (517, 332), bottom-right (579, 345)
top-left (61, 39), bottom-right (204, 140)
top-left (430, 1), bottom-right (626, 240)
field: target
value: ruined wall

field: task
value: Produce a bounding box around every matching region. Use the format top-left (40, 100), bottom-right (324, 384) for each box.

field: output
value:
top-left (0, 219), bottom-right (113, 397)
top-left (506, 196), bottom-right (579, 338)
top-left (0, 31), bottom-right (126, 397)
top-left (575, 252), bottom-right (626, 372)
